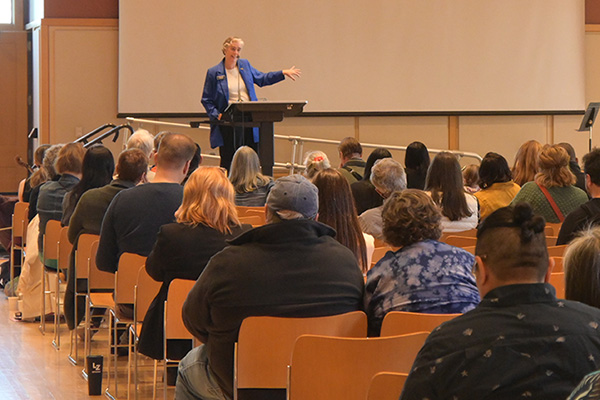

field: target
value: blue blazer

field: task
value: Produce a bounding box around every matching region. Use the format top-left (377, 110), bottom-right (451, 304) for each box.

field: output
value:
top-left (201, 58), bottom-right (285, 149)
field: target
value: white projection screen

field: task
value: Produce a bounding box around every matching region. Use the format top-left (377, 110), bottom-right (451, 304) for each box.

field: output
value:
top-left (118, 0), bottom-right (585, 115)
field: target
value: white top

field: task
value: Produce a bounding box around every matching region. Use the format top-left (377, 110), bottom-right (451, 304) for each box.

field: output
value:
top-left (226, 66), bottom-right (250, 103)
top-left (426, 191), bottom-right (479, 233)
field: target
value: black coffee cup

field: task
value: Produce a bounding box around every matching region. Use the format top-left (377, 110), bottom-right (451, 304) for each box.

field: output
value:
top-left (86, 355), bottom-right (103, 395)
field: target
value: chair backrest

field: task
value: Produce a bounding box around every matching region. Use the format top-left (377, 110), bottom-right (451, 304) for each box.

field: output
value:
top-left (546, 222), bottom-right (562, 237)
top-left (366, 372), bottom-right (409, 400)
top-left (115, 252), bottom-right (147, 305)
top-left (380, 311), bottom-right (460, 337)
top-left (88, 240), bottom-right (115, 291)
top-left (75, 234), bottom-right (100, 280)
top-left (57, 226), bottom-right (73, 273)
top-left (461, 245), bottom-right (476, 255)
top-left (445, 228), bottom-right (477, 238)
top-left (444, 236), bottom-right (477, 248)
top-left (373, 237), bottom-right (387, 248)
top-left (238, 215), bottom-right (264, 226)
top-left (236, 205), bottom-right (265, 217)
top-left (371, 247), bottom-right (392, 269)
top-left (164, 279), bottom-right (195, 342)
top-left (288, 332), bottom-right (429, 400)
top-left (551, 256), bottom-right (564, 273)
top-left (134, 267), bottom-right (162, 323)
top-left (12, 201), bottom-right (29, 239)
top-left (547, 245), bottom-right (568, 257)
top-left (43, 219), bottom-right (62, 260)
top-left (236, 311), bottom-right (367, 391)
top-left (546, 236), bottom-right (558, 247)
top-left (549, 272), bottom-right (565, 299)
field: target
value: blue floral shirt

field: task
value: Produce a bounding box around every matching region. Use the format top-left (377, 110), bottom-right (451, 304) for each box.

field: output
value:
top-left (364, 239), bottom-right (480, 336)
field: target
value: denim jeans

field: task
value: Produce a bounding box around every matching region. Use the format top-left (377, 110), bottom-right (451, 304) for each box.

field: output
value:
top-left (175, 345), bottom-right (228, 400)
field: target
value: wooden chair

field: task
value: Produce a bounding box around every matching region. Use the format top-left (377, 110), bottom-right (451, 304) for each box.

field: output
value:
top-left (234, 311), bottom-right (367, 400)
top-left (546, 222), bottom-right (563, 237)
top-left (370, 246), bottom-right (392, 270)
top-left (128, 266), bottom-right (162, 400)
top-left (445, 228), bottom-right (477, 238)
top-left (40, 219), bottom-right (62, 335)
top-left (445, 236), bottom-right (477, 248)
top-left (547, 245), bottom-right (568, 257)
top-left (462, 246), bottom-right (476, 255)
top-left (551, 256), bottom-right (563, 273)
top-left (163, 279), bottom-right (196, 399)
top-left (544, 225), bottom-right (554, 236)
top-left (52, 226), bottom-right (73, 350)
top-left (380, 311), bottom-right (460, 337)
top-left (287, 332), bottom-right (429, 400)
top-left (238, 215), bottom-right (264, 226)
top-left (373, 237), bottom-right (387, 248)
top-left (68, 233), bottom-right (100, 366)
top-left (366, 372), bottom-right (409, 400)
top-left (9, 201), bottom-right (28, 285)
top-left (546, 236), bottom-right (558, 247)
top-left (236, 205), bottom-right (265, 217)
top-left (549, 272), bottom-right (565, 299)
top-left (107, 253), bottom-right (148, 399)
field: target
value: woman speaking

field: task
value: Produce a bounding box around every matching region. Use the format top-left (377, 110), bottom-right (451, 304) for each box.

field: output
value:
top-left (202, 36), bottom-right (301, 171)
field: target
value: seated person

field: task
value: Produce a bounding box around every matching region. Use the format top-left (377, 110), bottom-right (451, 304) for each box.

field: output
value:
top-left (337, 137), bottom-right (366, 184)
top-left (229, 146), bottom-right (273, 206)
top-left (302, 150), bottom-right (331, 180)
top-left (474, 152), bottom-right (521, 221)
top-left (400, 203), bottom-right (600, 400)
top-left (365, 189), bottom-right (479, 336)
top-left (351, 147), bottom-right (392, 215)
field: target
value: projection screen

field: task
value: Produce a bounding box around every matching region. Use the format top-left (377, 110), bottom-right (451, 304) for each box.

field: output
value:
top-left (118, 0), bottom-right (585, 115)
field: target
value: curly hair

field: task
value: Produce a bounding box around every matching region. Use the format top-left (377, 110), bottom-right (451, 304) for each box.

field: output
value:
top-left (534, 144), bottom-right (576, 188)
top-left (382, 189), bottom-right (442, 247)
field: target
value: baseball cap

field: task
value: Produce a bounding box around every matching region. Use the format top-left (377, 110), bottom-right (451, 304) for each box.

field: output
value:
top-left (266, 174), bottom-right (319, 219)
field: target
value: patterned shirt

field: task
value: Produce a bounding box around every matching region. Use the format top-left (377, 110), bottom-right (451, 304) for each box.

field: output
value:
top-left (364, 240), bottom-right (479, 336)
top-left (401, 284), bottom-right (600, 400)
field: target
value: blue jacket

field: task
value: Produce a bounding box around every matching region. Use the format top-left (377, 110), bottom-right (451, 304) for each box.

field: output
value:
top-left (201, 58), bottom-right (284, 148)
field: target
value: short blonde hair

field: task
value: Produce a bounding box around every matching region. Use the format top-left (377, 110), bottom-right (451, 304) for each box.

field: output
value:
top-left (534, 144), bottom-right (576, 188)
top-left (222, 36), bottom-right (244, 55)
top-left (229, 146), bottom-right (271, 193)
top-left (177, 167), bottom-right (240, 234)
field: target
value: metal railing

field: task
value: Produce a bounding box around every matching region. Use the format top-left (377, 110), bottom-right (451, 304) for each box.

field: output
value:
top-left (81, 124), bottom-right (134, 149)
top-left (74, 123), bottom-right (117, 145)
top-left (124, 117), bottom-right (483, 174)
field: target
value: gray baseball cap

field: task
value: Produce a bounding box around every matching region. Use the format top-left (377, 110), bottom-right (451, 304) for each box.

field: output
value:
top-left (266, 174), bottom-right (319, 219)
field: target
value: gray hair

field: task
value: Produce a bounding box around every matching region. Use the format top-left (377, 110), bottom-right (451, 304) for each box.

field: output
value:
top-left (127, 129), bottom-right (154, 158)
top-left (370, 158), bottom-right (406, 198)
top-left (564, 226), bottom-right (600, 308)
top-left (302, 150), bottom-right (331, 180)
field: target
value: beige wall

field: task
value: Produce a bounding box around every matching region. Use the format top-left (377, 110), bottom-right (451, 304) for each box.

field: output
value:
top-left (31, 20), bottom-right (600, 174)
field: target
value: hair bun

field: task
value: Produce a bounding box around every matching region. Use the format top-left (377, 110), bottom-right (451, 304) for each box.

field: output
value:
top-left (513, 202), bottom-right (545, 242)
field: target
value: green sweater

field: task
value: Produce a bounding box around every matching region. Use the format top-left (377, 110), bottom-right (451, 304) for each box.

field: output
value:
top-left (510, 182), bottom-right (588, 223)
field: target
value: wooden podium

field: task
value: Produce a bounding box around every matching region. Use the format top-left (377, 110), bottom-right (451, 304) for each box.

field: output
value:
top-left (192, 101), bottom-right (307, 175)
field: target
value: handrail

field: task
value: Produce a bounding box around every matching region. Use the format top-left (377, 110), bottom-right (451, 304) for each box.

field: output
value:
top-left (83, 124), bottom-right (134, 148)
top-left (74, 123), bottom-right (117, 144)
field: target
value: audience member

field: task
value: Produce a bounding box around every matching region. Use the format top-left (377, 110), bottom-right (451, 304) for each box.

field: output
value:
top-left (18, 144), bottom-right (50, 203)
top-left (181, 143), bottom-right (202, 186)
top-left (474, 152), bottom-right (521, 220)
top-left (462, 164), bottom-right (480, 193)
top-left (37, 143), bottom-right (86, 262)
top-left (404, 141), bottom-right (430, 190)
top-left (351, 147), bottom-right (392, 214)
top-left (64, 149), bottom-right (148, 330)
top-left (313, 168), bottom-right (373, 273)
top-left (365, 189), bottom-right (479, 336)
top-left (558, 142), bottom-right (587, 193)
top-left (358, 158), bottom-right (407, 241)
top-left (337, 137), bottom-right (366, 184)
top-left (564, 226), bottom-right (600, 309)
top-left (138, 167), bottom-right (252, 381)
top-left (425, 152), bottom-right (478, 232)
top-left (28, 144), bottom-right (63, 221)
top-left (126, 129), bottom-right (154, 158)
top-left (400, 203), bottom-right (600, 400)
top-left (511, 144), bottom-right (588, 223)
top-left (557, 148), bottom-right (600, 245)
top-left (61, 145), bottom-right (114, 226)
top-left (176, 174), bottom-right (364, 400)
top-left (512, 139), bottom-right (542, 187)
top-left (302, 150), bottom-right (331, 180)
top-left (229, 146), bottom-right (274, 206)
top-left (96, 133), bottom-right (195, 272)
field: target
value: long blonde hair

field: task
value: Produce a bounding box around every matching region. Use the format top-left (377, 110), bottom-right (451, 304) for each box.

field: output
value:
top-left (177, 167), bottom-right (240, 234)
top-left (229, 146), bottom-right (271, 193)
top-left (512, 140), bottom-right (542, 186)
